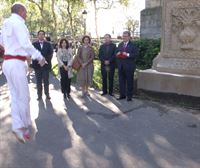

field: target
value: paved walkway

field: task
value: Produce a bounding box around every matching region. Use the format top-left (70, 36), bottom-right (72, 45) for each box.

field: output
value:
top-left (0, 71), bottom-right (200, 168)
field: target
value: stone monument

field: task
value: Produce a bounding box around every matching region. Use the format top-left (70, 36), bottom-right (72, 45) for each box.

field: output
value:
top-left (146, 0), bottom-right (161, 8)
top-left (140, 0), bottom-right (162, 39)
top-left (138, 0), bottom-right (200, 97)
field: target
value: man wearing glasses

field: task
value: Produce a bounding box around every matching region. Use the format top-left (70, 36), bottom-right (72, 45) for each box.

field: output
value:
top-left (116, 31), bottom-right (138, 101)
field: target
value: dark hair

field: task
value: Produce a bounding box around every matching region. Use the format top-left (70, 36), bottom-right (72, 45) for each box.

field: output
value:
top-left (82, 35), bottom-right (91, 44)
top-left (59, 38), bottom-right (69, 49)
top-left (11, 3), bottom-right (25, 14)
top-left (38, 30), bottom-right (45, 35)
top-left (104, 34), bottom-right (111, 38)
top-left (46, 36), bottom-right (51, 42)
top-left (123, 31), bottom-right (131, 37)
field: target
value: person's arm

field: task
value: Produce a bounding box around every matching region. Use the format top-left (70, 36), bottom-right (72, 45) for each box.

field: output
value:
top-left (0, 45), bottom-right (4, 59)
top-left (116, 43), bottom-right (123, 58)
top-left (56, 49), bottom-right (64, 67)
top-left (48, 42), bottom-right (54, 60)
top-left (0, 33), bottom-right (3, 46)
top-left (76, 47), bottom-right (83, 64)
top-left (68, 48), bottom-right (73, 66)
top-left (98, 45), bottom-right (104, 62)
top-left (109, 44), bottom-right (116, 63)
top-left (14, 22), bottom-right (43, 61)
top-left (0, 30), bottom-right (4, 58)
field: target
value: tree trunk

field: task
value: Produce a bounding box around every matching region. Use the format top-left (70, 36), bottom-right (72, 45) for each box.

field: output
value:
top-left (66, 0), bottom-right (75, 38)
top-left (51, 0), bottom-right (57, 40)
top-left (28, 0), bottom-right (45, 30)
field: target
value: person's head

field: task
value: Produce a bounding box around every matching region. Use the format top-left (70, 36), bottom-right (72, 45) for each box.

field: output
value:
top-left (37, 30), bottom-right (45, 41)
top-left (104, 34), bottom-right (111, 44)
top-left (11, 2), bottom-right (27, 20)
top-left (122, 31), bottom-right (131, 42)
top-left (82, 35), bottom-right (91, 45)
top-left (59, 38), bottom-right (69, 49)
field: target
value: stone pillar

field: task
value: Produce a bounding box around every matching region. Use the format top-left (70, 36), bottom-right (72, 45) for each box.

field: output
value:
top-left (138, 0), bottom-right (200, 97)
top-left (140, 0), bottom-right (162, 39)
top-left (146, 0), bottom-right (161, 8)
top-left (140, 7), bottom-right (162, 39)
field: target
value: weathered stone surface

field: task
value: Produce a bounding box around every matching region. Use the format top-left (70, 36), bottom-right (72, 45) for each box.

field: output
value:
top-left (140, 0), bottom-right (162, 39)
top-left (153, 0), bottom-right (200, 75)
top-left (140, 7), bottom-right (162, 39)
top-left (138, 0), bottom-right (200, 97)
top-left (138, 69), bottom-right (200, 97)
top-left (146, 0), bottom-right (162, 8)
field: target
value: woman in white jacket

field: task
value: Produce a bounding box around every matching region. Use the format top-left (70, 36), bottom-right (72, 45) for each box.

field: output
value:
top-left (57, 38), bottom-right (73, 99)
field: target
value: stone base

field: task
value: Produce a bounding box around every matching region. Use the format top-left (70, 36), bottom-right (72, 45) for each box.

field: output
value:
top-left (138, 69), bottom-right (200, 97)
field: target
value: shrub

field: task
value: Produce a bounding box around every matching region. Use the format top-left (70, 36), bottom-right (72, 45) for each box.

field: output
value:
top-left (134, 38), bottom-right (161, 70)
top-left (52, 38), bottom-right (161, 92)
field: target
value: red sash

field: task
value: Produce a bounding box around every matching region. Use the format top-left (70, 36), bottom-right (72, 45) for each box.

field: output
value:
top-left (4, 55), bottom-right (27, 61)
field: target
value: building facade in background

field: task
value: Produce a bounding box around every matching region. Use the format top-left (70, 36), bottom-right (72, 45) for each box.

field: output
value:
top-left (140, 0), bottom-right (162, 39)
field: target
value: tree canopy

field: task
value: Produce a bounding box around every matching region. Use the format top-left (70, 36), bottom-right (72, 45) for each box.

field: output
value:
top-left (0, 0), bottom-right (133, 40)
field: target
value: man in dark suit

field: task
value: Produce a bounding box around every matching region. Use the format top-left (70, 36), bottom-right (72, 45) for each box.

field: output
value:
top-left (99, 34), bottom-right (116, 96)
top-left (116, 31), bottom-right (138, 101)
top-left (32, 30), bottom-right (53, 100)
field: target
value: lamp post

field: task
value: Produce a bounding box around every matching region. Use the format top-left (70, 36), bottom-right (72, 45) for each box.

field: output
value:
top-left (82, 10), bottom-right (87, 35)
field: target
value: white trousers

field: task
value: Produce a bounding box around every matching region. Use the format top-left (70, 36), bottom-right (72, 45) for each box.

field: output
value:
top-left (2, 60), bottom-right (31, 131)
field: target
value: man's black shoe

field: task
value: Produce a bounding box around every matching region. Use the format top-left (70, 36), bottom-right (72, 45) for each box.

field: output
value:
top-left (117, 96), bottom-right (126, 100)
top-left (109, 93), bottom-right (114, 96)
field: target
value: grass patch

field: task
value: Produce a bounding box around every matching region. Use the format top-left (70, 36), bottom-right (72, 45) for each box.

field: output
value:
top-left (92, 60), bottom-right (102, 89)
top-left (51, 60), bottom-right (137, 94)
top-left (51, 60), bottom-right (102, 89)
top-left (51, 64), bottom-right (59, 76)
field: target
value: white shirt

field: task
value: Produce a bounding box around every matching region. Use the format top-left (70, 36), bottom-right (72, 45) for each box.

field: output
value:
top-left (57, 48), bottom-right (73, 67)
top-left (39, 40), bottom-right (44, 49)
top-left (123, 41), bottom-right (129, 48)
top-left (0, 13), bottom-right (43, 60)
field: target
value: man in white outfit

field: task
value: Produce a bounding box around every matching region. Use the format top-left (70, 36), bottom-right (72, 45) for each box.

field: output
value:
top-left (0, 2), bottom-right (46, 143)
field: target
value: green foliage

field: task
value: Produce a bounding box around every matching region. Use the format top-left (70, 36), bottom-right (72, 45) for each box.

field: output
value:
top-left (51, 63), bottom-right (59, 76)
top-left (134, 38), bottom-right (161, 70)
top-left (119, 0), bottom-right (130, 7)
top-left (92, 43), bottom-right (100, 60)
top-left (92, 60), bottom-right (102, 89)
top-left (0, 0), bottom-right (85, 39)
top-left (91, 61), bottom-right (120, 92)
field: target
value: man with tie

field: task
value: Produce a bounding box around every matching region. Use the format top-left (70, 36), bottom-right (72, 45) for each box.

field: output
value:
top-left (0, 2), bottom-right (46, 143)
top-left (116, 31), bottom-right (138, 101)
top-left (32, 30), bottom-right (53, 100)
top-left (99, 34), bottom-right (116, 96)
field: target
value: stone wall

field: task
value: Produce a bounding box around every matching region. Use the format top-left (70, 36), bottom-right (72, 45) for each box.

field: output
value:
top-left (140, 7), bottom-right (162, 39)
top-left (146, 0), bottom-right (162, 8)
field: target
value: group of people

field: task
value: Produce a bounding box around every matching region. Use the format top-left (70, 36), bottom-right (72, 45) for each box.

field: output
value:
top-left (0, 2), bottom-right (138, 144)
top-left (56, 32), bottom-right (138, 102)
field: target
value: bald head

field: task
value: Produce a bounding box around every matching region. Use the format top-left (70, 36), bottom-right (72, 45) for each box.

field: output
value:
top-left (11, 2), bottom-right (27, 20)
top-left (11, 3), bottom-right (26, 13)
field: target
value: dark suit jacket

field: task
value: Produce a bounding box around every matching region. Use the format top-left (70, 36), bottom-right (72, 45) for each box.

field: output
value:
top-left (32, 40), bottom-right (53, 70)
top-left (116, 41), bottom-right (138, 70)
top-left (98, 42), bottom-right (116, 65)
